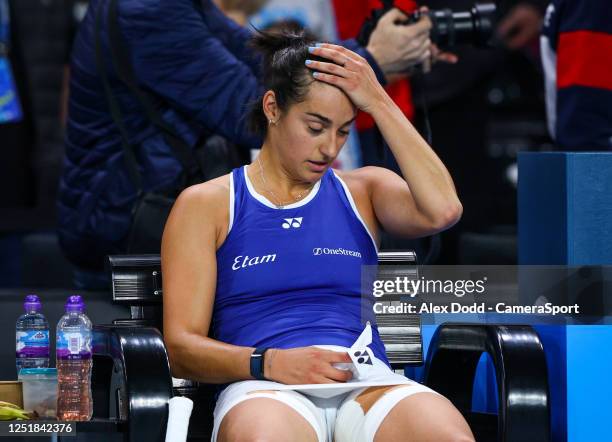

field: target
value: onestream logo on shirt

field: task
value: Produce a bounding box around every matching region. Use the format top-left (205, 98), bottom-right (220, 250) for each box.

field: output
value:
top-left (313, 247), bottom-right (362, 258)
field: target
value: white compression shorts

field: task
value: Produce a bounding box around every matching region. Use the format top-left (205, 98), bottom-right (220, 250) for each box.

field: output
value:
top-left (211, 345), bottom-right (442, 442)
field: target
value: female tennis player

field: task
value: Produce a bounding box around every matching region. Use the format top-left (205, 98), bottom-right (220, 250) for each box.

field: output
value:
top-left (162, 26), bottom-right (473, 442)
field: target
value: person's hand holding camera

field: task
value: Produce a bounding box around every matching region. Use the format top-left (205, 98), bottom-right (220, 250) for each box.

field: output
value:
top-left (264, 347), bottom-right (354, 384)
top-left (366, 7), bottom-right (457, 79)
top-left (366, 8), bottom-right (432, 77)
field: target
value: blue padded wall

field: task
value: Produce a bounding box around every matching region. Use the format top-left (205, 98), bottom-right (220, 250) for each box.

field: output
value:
top-left (518, 152), bottom-right (612, 442)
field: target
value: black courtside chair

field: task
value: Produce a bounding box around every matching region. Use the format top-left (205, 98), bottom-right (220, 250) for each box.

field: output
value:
top-left (90, 252), bottom-right (551, 442)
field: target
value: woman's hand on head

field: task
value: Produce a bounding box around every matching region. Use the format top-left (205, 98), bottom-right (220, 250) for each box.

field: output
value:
top-left (265, 347), bottom-right (354, 384)
top-left (305, 43), bottom-right (389, 114)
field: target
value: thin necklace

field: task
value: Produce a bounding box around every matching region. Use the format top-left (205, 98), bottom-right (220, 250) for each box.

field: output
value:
top-left (257, 157), bottom-right (314, 209)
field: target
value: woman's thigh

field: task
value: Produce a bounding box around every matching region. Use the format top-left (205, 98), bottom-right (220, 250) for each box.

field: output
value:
top-left (215, 390), bottom-right (324, 442)
top-left (373, 387), bottom-right (475, 442)
top-left (335, 384), bottom-right (475, 442)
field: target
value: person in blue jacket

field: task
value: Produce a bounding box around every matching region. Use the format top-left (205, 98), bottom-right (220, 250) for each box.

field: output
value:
top-left (58, 0), bottom-right (438, 288)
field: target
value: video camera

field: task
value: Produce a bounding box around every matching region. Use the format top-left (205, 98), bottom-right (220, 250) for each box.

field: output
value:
top-left (357, 1), bottom-right (497, 49)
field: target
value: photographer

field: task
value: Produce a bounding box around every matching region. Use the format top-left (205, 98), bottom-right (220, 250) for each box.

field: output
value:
top-left (354, 0), bottom-right (548, 262)
top-left (58, 0), bottom-right (439, 288)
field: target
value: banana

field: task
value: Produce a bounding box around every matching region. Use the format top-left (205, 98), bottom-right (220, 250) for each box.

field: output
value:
top-left (0, 401), bottom-right (20, 409)
top-left (0, 405), bottom-right (30, 420)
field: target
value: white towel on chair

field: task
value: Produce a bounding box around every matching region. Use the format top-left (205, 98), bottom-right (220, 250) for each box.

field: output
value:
top-left (165, 396), bottom-right (194, 442)
top-left (332, 321), bottom-right (375, 380)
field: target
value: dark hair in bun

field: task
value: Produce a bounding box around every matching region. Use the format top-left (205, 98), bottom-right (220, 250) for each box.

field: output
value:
top-left (247, 23), bottom-right (331, 136)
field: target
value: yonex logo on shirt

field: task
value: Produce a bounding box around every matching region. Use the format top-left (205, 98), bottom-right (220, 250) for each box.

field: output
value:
top-left (282, 217), bottom-right (303, 229)
top-left (313, 247), bottom-right (362, 258)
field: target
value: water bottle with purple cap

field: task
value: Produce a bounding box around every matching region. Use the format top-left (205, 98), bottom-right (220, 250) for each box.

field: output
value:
top-left (56, 295), bottom-right (93, 421)
top-left (16, 294), bottom-right (50, 373)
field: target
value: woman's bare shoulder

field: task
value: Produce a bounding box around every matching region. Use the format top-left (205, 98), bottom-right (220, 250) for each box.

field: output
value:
top-left (180, 174), bottom-right (230, 202)
top-left (332, 167), bottom-right (372, 196)
top-left (332, 167), bottom-right (381, 244)
top-left (172, 173), bottom-right (231, 223)
top-left (335, 166), bottom-right (392, 184)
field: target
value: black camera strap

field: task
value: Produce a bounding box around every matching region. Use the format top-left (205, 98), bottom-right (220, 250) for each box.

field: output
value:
top-left (94, 0), bottom-right (204, 192)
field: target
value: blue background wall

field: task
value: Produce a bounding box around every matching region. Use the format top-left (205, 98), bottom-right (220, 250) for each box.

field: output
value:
top-left (518, 152), bottom-right (612, 442)
top-left (407, 153), bottom-right (612, 442)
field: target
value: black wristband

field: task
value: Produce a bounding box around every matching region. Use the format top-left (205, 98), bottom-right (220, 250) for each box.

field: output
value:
top-left (250, 347), bottom-right (269, 380)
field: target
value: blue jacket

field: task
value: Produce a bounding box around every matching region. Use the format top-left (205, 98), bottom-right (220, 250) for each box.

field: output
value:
top-left (58, 0), bottom-right (386, 269)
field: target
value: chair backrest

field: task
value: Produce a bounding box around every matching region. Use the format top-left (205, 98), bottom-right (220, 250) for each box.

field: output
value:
top-left (107, 251), bottom-right (422, 369)
top-left (376, 251), bottom-right (422, 368)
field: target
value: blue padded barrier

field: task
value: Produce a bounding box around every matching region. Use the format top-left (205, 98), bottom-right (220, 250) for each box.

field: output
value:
top-left (518, 152), bottom-right (612, 442)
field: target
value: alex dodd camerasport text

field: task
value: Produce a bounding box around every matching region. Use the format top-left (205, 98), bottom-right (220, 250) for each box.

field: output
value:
top-left (374, 302), bottom-right (581, 315)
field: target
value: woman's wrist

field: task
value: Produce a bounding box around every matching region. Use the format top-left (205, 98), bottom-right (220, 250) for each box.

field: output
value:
top-left (367, 92), bottom-right (399, 121)
top-left (263, 348), bottom-right (278, 381)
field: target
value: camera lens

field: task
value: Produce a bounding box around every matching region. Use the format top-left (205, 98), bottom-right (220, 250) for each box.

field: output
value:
top-left (429, 2), bottom-right (497, 48)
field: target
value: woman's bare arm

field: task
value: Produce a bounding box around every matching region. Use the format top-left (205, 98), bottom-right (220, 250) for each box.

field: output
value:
top-left (161, 179), bottom-right (254, 383)
top-left (366, 96), bottom-right (462, 237)
top-left (306, 43), bottom-right (462, 239)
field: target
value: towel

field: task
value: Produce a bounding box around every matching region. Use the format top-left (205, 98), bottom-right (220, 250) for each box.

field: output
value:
top-left (164, 396), bottom-right (194, 442)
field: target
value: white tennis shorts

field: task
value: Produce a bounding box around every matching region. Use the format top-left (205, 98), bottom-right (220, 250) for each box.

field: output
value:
top-left (211, 345), bottom-right (441, 442)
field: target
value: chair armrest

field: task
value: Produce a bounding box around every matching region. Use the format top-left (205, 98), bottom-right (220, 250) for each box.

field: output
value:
top-left (92, 325), bottom-right (173, 442)
top-left (423, 323), bottom-right (550, 442)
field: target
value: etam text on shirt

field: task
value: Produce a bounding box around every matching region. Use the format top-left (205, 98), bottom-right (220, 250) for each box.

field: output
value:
top-left (232, 254), bottom-right (277, 271)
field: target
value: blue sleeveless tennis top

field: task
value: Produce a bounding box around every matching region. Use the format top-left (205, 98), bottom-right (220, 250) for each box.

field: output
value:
top-left (213, 166), bottom-right (389, 368)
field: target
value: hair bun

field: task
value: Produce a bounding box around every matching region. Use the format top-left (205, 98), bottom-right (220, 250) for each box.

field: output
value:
top-left (249, 23), bottom-right (312, 67)
top-left (246, 23), bottom-right (323, 137)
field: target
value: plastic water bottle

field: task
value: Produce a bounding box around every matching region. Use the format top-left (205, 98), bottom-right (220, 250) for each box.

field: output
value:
top-left (56, 295), bottom-right (93, 421)
top-left (16, 295), bottom-right (50, 374)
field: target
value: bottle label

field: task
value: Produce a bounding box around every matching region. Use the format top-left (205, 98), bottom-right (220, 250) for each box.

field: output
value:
top-left (56, 330), bottom-right (92, 360)
top-left (16, 330), bottom-right (50, 359)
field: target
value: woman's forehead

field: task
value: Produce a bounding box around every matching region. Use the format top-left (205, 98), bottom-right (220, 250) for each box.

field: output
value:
top-left (294, 83), bottom-right (356, 122)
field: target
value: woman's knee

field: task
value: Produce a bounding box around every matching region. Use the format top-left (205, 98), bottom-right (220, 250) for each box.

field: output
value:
top-left (335, 384), bottom-right (475, 442)
top-left (373, 389), bottom-right (475, 442)
top-left (217, 394), bottom-right (319, 442)
top-left (423, 429), bottom-right (475, 442)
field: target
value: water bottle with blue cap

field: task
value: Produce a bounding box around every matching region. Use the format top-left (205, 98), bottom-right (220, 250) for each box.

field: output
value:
top-left (16, 294), bottom-right (50, 374)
